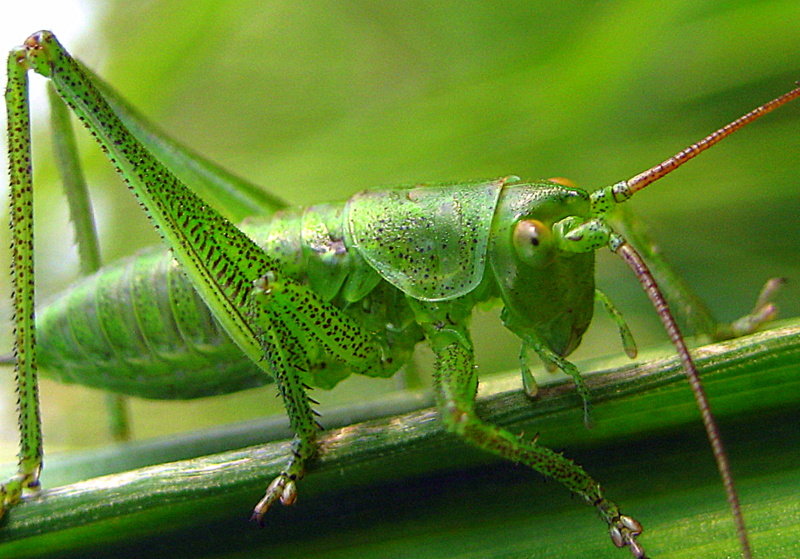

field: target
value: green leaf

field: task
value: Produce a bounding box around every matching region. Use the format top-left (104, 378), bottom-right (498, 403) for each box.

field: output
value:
top-left (1, 321), bottom-right (798, 558)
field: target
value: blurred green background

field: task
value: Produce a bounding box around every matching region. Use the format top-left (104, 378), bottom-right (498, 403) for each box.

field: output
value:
top-left (0, 0), bottom-right (798, 458)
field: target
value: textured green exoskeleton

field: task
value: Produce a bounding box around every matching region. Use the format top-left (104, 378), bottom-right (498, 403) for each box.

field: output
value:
top-left (4, 31), bottom-right (799, 558)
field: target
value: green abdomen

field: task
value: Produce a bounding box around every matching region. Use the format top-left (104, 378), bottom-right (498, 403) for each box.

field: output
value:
top-left (37, 247), bottom-right (270, 398)
top-left (36, 203), bottom-right (421, 399)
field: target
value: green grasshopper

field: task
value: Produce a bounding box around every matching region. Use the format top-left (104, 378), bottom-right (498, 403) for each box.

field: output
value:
top-left (4, 30), bottom-right (799, 558)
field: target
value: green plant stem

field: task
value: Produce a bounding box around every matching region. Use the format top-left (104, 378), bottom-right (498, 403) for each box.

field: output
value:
top-left (0, 321), bottom-right (798, 558)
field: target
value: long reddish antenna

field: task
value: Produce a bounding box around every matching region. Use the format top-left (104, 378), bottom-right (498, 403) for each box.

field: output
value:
top-left (615, 241), bottom-right (751, 559)
top-left (625, 85), bottom-right (800, 195)
top-left (594, 86), bottom-right (800, 559)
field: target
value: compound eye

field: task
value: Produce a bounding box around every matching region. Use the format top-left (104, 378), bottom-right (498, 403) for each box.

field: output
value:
top-left (513, 219), bottom-right (552, 262)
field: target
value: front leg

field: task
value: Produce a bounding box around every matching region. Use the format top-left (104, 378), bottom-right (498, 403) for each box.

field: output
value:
top-left (416, 305), bottom-right (645, 558)
top-left (523, 335), bottom-right (592, 425)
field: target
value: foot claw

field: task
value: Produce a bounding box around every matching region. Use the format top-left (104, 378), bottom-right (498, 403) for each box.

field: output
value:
top-left (0, 470), bottom-right (41, 522)
top-left (723, 277), bottom-right (786, 339)
top-left (609, 515), bottom-right (645, 558)
top-left (250, 474), bottom-right (297, 525)
top-left (280, 479), bottom-right (297, 506)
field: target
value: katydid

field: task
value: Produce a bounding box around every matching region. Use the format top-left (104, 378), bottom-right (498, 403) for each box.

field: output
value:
top-left (3, 31), bottom-right (798, 558)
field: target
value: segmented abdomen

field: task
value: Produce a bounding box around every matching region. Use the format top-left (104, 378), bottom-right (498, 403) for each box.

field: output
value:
top-left (37, 246), bottom-right (269, 399)
top-left (36, 202), bottom-right (421, 399)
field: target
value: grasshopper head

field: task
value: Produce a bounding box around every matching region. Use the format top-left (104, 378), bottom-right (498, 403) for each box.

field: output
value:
top-left (489, 181), bottom-right (596, 357)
